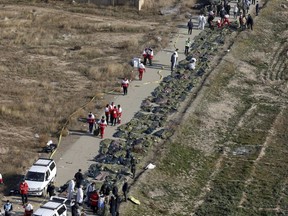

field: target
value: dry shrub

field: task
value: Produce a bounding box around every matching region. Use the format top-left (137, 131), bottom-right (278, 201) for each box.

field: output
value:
top-left (143, 0), bottom-right (176, 9)
top-left (79, 47), bottom-right (104, 60)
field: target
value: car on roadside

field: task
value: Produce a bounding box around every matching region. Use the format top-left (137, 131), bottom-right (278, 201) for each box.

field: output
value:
top-left (33, 196), bottom-right (68, 216)
top-left (25, 158), bottom-right (57, 196)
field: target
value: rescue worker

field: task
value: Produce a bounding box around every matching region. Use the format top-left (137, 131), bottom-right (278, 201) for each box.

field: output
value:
top-left (89, 190), bottom-right (99, 213)
top-left (98, 116), bottom-right (107, 139)
top-left (3, 200), bottom-right (13, 216)
top-left (67, 178), bottom-right (76, 201)
top-left (138, 62), bottom-right (145, 81)
top-left (222, 14), bottom-right (230, 26)
top-left (207, 11), bottom-right (215, 29)
top-left (0, 172), bottom-right (3, 184)
top-left (187, 19), bottom-right (193, 35)
top-left (111, 106), bottom-right (118, 126)
top-left (200, 14), bottom-right (206, 30)
top-left (143, 47), bottom-right (153, 66)
top-left (104, 104), bottom-right (110, 123)
top-left (85, 182), bottom-right (95, 207)
top-left (121, 78), bottom-right (129, 95)
top-left (87, 112), bottom-right (95, 134)
top-left (108, 102), bottom-right (114, 124)
top-left (184, 38), bottom-right (191, 55)
top-left (19, 179), bottom-right (29, 205)
top-left (117, 104), bottom-right (122, 124)
top-left (23, 202), bottom-right (33, 216)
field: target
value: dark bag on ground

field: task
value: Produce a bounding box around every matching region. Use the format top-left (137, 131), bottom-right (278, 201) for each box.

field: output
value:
top-left (94, 127), bottom-right (100, 136)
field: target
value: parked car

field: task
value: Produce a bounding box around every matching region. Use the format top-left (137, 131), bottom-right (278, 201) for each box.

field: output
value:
top-left (33, 196), bottom-right (68, 216)
top-left (25, 158), bottom-right (57, 196)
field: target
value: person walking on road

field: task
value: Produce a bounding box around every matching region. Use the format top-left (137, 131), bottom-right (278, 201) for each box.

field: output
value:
top-left (67, 178), bottom-right (75, 201)
top-left (122, 179), bottom-right (128, 202)
top-left (184, 38), bottom-right (191, 55)
top-left (142, 47), bottom-right (153, 66)
top-left (111, 106), bottom-right (118, 126)
top-left (187, 19), bottom-right (193, 35)
top-left (3, 200), bottom-right (13, 216)
top-left (246, 14), bottom-right (254, 30)
top-left (98, 116), bottom-right (107, 139)
top-left (138, 62), bottom-right (145, 81)
top-left (19, 180), bottom-right (29, 205)
top-left (256, 1), bottom-right (260, 16)
top-left (117, 104), bottom-right (122, 124)
top-left (170, 52), bottom-right (177, 72)
top-left (87, 112), bottom-right (95, 134)
top-left (74, 169), bottom-right (84, 189)
top-left (121, 78), bottom-right (129, 95)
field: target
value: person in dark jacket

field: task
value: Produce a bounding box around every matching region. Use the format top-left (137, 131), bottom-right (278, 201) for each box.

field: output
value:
top-left (109, 196), bottom-right (117, 216)
top-left (246, 14), bottom-right (254, 30)
top-left (187, 19), bottom-right (193, 35)
top-left (74, 169), bottom-right (84, 188)
top-left (47, 181), bottom-right (55, 197)
top-left (112, 185), bottom-right (118, 196)
top-left (256, 1), bottom-right (260, 16)
top-left (122, 179), bottom-right (128, 202)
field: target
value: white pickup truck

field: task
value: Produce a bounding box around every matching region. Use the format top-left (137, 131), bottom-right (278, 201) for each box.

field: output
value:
top-left (25, 158), bottom-right (57, 196)
top-left (33, 196), bottom-right (68, 216)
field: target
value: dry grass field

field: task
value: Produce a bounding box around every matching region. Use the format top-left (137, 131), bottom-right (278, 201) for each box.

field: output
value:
top-left (122, 0), bottom-right (288, 215)
top-left (0, 0), bottom-right (199, 197)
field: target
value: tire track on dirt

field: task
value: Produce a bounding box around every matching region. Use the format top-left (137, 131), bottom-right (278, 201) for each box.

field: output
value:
top-left (238, 107), bottom-right (284, 207)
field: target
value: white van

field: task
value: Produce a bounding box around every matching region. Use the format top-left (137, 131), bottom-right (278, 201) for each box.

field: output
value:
top-left (25, 158), bottom-right (57, 196)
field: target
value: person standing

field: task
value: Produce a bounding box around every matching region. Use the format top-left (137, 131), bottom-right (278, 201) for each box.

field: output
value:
top-left (256, 1), bottom-right (259, 16)
top-left (131, 163), bottom-right (136, 179)
top-left (89, 190), bottom-right (99, 213)
top-left (142, 47), bottom-right (153, 66)
top-left (85, 182), bottom-right (95, 207)
top-left (109, 196), bottom-right (117, 216)
top-left (170, 52), bottom-right (177, 72)
top-left (121, 78), bottom-right (129, 95)
top-left (138, 62), bottom-right (145, 81)
top-left (233, 4), bottom-right (239, 18)
top-left (117, 105), bottom-right (122, 124)
top-left (67, 178), bottom-right (75, 201)
top-left (109, 102), bottom-right (114, 125)
top-left (71, 202), bottom-right (80, 216)
top-left (19, 180), bottom-right (29, 205)
top-left (122, 179), bottom-right (128, 202)
top-left (0, 172), bottom-right (3, 184)
top-left (252, 0), bottom-right (255, 5)
top-left (198, 14), bottom-right (203, 29)
top-left (3, 200), bottom-right (13, 216)
top-left (47, 181), bottom-right (56, 198)
top-left (187, 19), bottom-right (193, 35)
top-left (246, 14), bottom-right (254, 30)
top-left (104, 104), bottom-right (110, 123)
top-left (184, 38), bottom-right (191, 55)
top-left (74, 169), bottom-right (84, 189)
top-left (23, 202), bottom-right (33, 216)
top-left (76, 185), bottom-right (84, 206)
top-left (98, 116), bottom-right (108, 139)
top-left (87, 112), bottom-right (95, 134)
top-left (111, 106), bottom-right (118, 126)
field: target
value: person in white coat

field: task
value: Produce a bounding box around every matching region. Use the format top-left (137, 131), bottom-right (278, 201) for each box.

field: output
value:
top-left (200, 15), bottom-right (206, 30)
top-left (76, 185), bottom-right (84, 206)
top-left (198, 14), bottom-right (203, 29)
top-left (67, 178), bottom-right (75, 201)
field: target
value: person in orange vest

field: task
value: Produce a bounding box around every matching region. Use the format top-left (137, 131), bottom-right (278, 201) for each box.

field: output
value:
top-left (89, 190), bottom-right (99, 213)
top-left (19, 179), bottom-right (29, 205)
top-left (23, 202), bottom-right (33, 216)
top-left (138, 62), bottom-right (146, 81)
top-left (98, 116), bottom-right (107, 139)
top-left (117, 105), bottom-right (122, 124)
top-left (104, 104), bottom-right (110, 123)
top-left (111, 106), bottom-right (118, 126)
top-left (87, 112), bottom-right (95, 134)
top-left (121, 78), bottom-right (129, 96)
top-left (142, 47), bottom-right (154, 66)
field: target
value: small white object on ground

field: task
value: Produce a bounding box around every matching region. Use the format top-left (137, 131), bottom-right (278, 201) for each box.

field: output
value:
top-left (145, 163), bottom-right (156, 170)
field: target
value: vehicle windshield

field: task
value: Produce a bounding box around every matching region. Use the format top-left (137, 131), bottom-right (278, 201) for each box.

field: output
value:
top-left (26, 171), bottom-right (45, 182)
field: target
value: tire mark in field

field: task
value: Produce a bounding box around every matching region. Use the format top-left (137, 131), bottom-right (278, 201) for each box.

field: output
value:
top-left (268, 43), bottom-right (282, 81)
top-left (238, 108), bottom-right (283, 207)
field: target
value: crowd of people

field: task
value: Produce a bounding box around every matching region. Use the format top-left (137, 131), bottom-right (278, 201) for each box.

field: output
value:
top-left (67, 169), bottom-right (130, 216)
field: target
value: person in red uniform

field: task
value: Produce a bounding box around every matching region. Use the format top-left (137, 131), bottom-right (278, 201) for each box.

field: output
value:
top-left (19, 179), bottom-right (29, 205)
top-left (117, 105), bottom-right (122, 124)
top-left (98, 116), bottom-right (107, 139)
top-left (87, 112), bottom-right (95, 134)
top-left (111, 106), bottom-right (118, 126)
top-left (89, 190), bottom-right (99, 213)
top-left (23, 202), bottom-right (33, 216)
top-left (121, 78), bottom-right (129, 96)
top-left (138, 62), bottom-right (146, 81)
